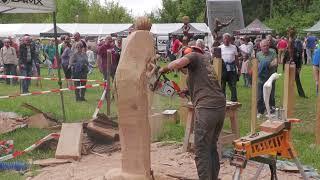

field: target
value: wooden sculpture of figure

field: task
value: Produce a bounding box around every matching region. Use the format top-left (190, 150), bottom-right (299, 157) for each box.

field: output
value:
top-left (287, 27), bottom-right (296, 64)
top-left (182, 16), bottom-right (191, 37)
top-left (263, 73), bottom-right (281, 119)
top-left (105, 17), bottom-right (155, 180)
top-left (213, 17), bottom-right (234, 40)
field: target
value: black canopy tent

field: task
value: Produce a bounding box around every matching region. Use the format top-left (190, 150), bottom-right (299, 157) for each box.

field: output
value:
top-left (170, 24), bottom-right (208, 36)
top-left (40, 26), bottom-right (71, 37)
top-left (233, 19), bottom-right (273, 35)
top-left (0, 0), bottom-right (66, 121)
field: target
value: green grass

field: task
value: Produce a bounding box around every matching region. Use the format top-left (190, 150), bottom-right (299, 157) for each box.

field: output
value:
top-left (0, 64), bottom-right (320, 179)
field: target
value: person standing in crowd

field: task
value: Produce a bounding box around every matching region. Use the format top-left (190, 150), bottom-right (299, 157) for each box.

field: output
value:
top-left (86, 46), bottom-right (95, 74)
top-left (283, 35), bottom-right (307, 98)
top-left (196, 39), bottom-right (211, 60)
top-left (266, 35), bottom-right (277, 52)
top-left (19, 36), bottom-right (37, 93)
top-left (303, 37), bottom-right (308, 65)
top-left (0, 39), bottom-right (18, 85)
top-left (170, 35), bottom-right (181, 61)
top-left (277, 37), bottom-right (288, 65)
top-left (58, 35), bottom-right (66, 55)
top-left (306, 32), bottom-right (317, 64)
top-left (239, 36), bottom-right (253, 57)
top-left (219, 33), bottom-right (239, 102)
top-left (159, 46), bottom-right (226, 180)
top-left (61, 35), bottom-right (72, 87)
top-left (114, 37), bottom-right (122, 54)
top-left (313, 45), bottom-right (320, 95)
top-left (112, 37), bottom-right (122, 77)
top-left (45, 39), bottom-right (56, 76)
top-left (69, 42), bottom-right (89, 101)
top-left (72, 32), bottom-right (87, 53)
top-left (253, 38), bottom-right (262, 57)
top-left (97, 35), bottom-right (117, 81)
top-left (8, 36), bottom-right (19, 58)
top-left (241, 53), bottom-right (251, 87)
top-left (256, 39), bottom-right (278, 118)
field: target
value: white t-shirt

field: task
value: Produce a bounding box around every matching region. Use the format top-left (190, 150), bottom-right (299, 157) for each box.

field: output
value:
top-left (86, 50), bottom-right (95, 63)
top-left (239, 44), bottom-right (253, 56)
top-left (219, 44), bottom-right (238, 63)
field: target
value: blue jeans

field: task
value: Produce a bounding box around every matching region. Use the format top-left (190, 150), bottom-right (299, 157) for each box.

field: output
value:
top-left (20, 64), bottom-right (33, 93)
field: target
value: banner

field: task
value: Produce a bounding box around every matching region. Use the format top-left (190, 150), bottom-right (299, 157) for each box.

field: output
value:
top-left (0, 0), bottom-right (56, 13)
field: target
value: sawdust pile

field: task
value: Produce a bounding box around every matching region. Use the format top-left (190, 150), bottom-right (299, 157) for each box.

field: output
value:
top-left (32, 142), bottom-right (308, 180)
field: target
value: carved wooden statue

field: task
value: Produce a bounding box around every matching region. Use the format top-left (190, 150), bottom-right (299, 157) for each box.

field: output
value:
top-left (213, 17), bottom-right (234, 40)
top-left (263, 73), bottom-right (281, 119)
top-left (287, 27), bottom-right (296, 63)
top-left (105, 17), bottom-right (155, 180)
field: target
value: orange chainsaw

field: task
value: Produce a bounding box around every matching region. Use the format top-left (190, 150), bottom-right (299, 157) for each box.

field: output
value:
top-left (148, 66), bottom-right (186, 97)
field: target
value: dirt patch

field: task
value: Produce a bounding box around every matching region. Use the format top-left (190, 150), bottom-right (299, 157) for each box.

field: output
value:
top-left (31, 142), bottom-right (309, 180)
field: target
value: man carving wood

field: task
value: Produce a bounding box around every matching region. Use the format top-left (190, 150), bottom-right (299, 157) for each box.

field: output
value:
top-left (160, 46), bottom-right (226, 180)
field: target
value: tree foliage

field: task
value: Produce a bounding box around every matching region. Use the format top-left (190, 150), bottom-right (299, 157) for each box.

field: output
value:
top-left (152, 0), bottom-right (320, 35)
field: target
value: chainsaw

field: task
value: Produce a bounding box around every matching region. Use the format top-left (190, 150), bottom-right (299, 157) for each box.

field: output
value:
top-left (148, 65), bottom-right (185, 97)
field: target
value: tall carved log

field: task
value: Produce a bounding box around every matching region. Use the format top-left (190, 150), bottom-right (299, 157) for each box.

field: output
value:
top-left (105, 17), bottom-right (155, 180)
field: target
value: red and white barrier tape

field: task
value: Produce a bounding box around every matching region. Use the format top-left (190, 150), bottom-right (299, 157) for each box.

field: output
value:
top-left (0, 75), bottom-right (102, 83)
top-left (92, 88), bottom-right (107, 118)
top-left (0, 133), bottom-right (60, 161)
top-left (0, 83), bottom-right (107, 99)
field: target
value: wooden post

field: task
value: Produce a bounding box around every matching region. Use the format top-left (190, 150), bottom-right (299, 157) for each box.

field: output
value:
top-left (283, 64), bottom-right (296, 118)
top-left (251, 58), bottom-right (258, 134)
top-left (179, 72), bottom-right (188, 126)
top-left (213, 57), bottom-right (222, 85)
top-left (316, 72), bottom-right (320, 144)
top-left (106, 50), bottom-right (112, 116)
top-left (213, 47), bottom-right (222, 86)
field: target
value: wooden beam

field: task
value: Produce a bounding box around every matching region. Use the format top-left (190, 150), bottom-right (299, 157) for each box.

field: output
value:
top-left (283, 64), bottom-right (296, 118)
top-left (55, 123), bottom-right (83, 161)
top-left (316, 71), bottom-right (320, 144)
top-left (251, 58), bottom-right (258, 134)
top-left (213, 57), bottom-right (222, 86)
top-left (179, 72), bottom-right (188, 126)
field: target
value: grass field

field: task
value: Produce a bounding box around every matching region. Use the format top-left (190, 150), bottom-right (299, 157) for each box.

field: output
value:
top-left (0, 64), bottom-right (320, 179)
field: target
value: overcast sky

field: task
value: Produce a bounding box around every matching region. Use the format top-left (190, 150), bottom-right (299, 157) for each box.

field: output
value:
top-left (102, 0), bottom-right (162, 16)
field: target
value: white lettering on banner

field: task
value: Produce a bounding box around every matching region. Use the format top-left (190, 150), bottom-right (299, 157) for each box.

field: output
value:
top-left (0, 0), bottom-right (55, 12)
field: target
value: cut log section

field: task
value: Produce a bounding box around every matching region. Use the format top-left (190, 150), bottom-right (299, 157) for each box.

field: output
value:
top-left (55, 123), bottom-right (83, 161)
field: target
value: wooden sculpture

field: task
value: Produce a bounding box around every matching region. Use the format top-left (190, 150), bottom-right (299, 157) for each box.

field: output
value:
top-left (263, 73), bottom-right (281, 118)
top-left (213, 17), bottom-right (234, 40)
top-left (105, 17), bottom-right (155, 180)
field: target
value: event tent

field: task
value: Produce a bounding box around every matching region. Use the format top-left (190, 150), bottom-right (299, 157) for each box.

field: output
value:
top-left (233, 19), bottom-right (273, 35)
top-left (170, 23), bottom-right (208, 35)
top-left (304, 21), bottom-right (320, 32)
top-left (0, 23), bottom-right (211, 37)
top-left (40, 26), bottom-right (71, 37)
top-left (151, 23), bottom-right (211, 36)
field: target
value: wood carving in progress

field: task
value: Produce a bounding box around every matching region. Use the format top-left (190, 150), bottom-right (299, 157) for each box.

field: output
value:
top-left (105, 17), bottom-right (155, 180)
top-left (263, 73), bottom-right (281, 119)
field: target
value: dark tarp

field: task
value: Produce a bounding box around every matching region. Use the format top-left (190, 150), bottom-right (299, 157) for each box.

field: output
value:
top-left (40, 26), bottom-right (70, 37)
top-left (233, 19), bottom-right (273, 35)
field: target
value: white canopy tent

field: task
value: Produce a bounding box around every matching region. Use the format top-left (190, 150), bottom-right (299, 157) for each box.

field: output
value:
top-left (0, 23), bottom-right (134, 37)
top-left (0, 0), bottom-right (67, 120)
top-left (0, 23), bottom-right (212, 37)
